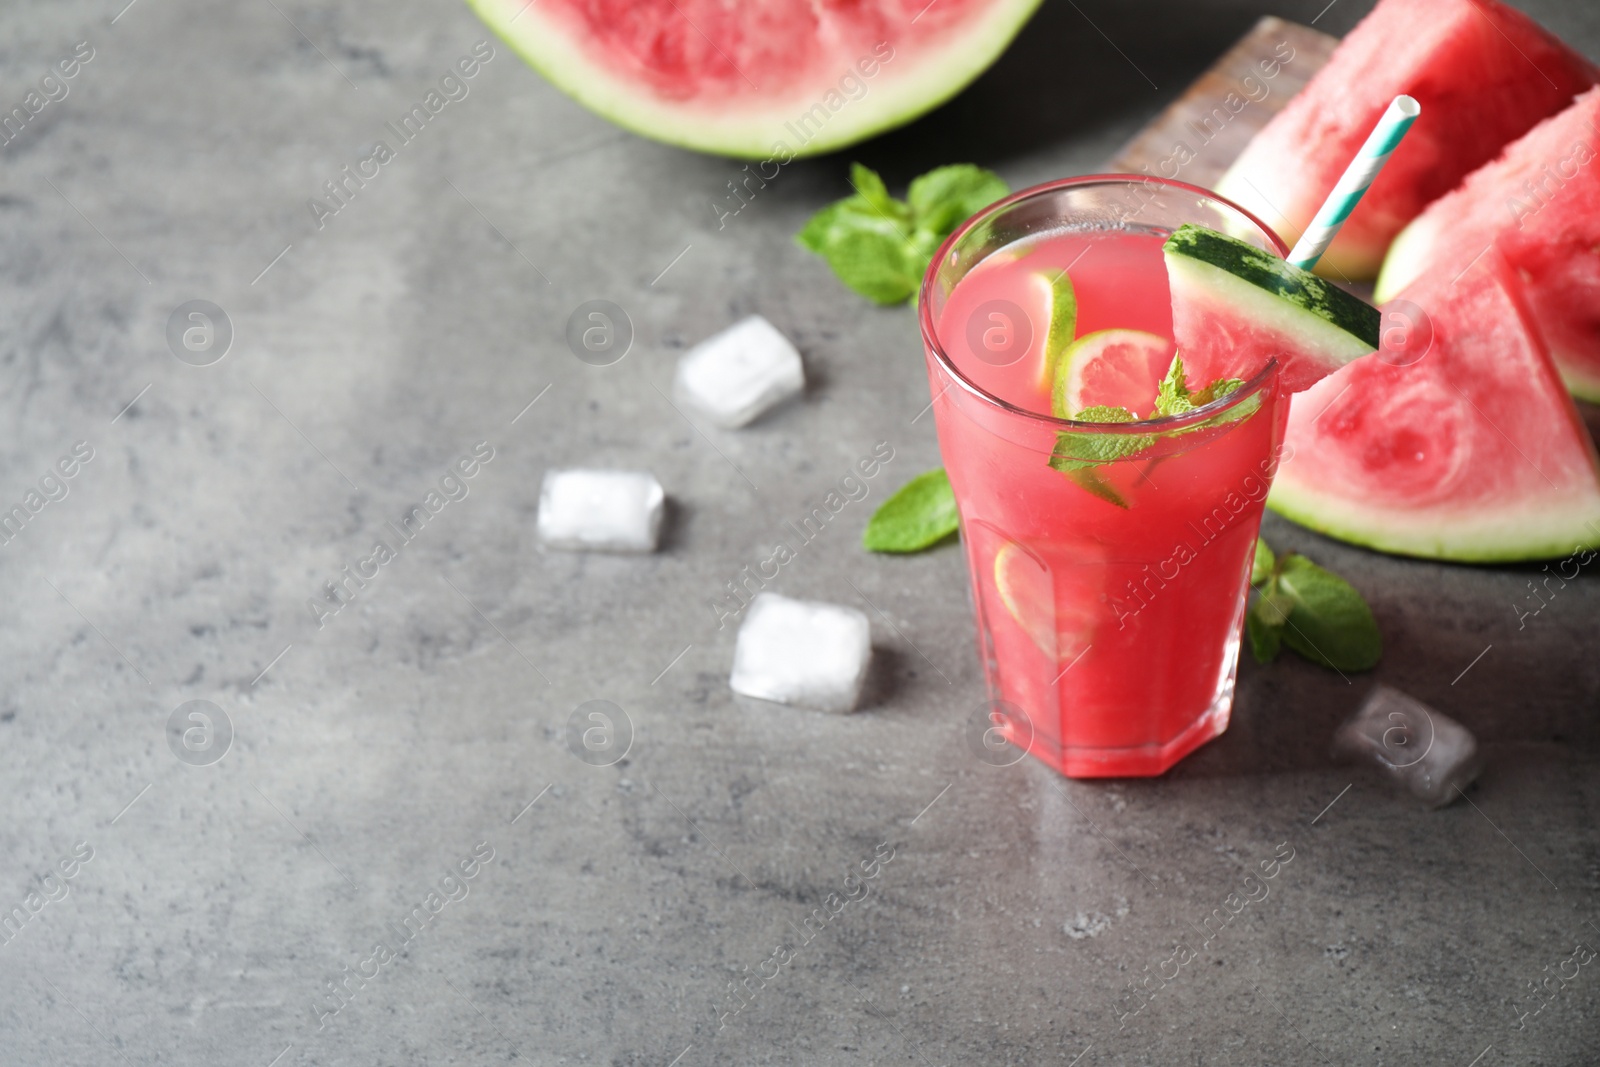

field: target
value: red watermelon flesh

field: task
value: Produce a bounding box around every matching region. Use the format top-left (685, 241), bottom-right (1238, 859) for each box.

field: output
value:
top-left (1377, 88), bottom-right (1600, 401)
top-left (1217, 0), bottom-right (1598, 281)
top-left (465, 0), bottom-right (1043, 158)
top-left (1269, 251), bottom-right (1600, 561)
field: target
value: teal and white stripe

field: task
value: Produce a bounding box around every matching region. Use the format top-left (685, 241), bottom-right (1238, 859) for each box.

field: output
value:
top-left (1287, 95), bottom-right (1421, 271)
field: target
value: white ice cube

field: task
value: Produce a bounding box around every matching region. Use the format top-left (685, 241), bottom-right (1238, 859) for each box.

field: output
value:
top-left (674, 315), bottom-right (805, 428)
top-left (1334, 685), bottom-right (1483, 808)
top-left (537, 469), bottom-right (664, 553)
top-left (730, 593), bottom-right (871, 713)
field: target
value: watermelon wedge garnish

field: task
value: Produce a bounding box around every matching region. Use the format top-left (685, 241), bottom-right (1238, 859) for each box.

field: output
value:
top-left (1163, 224), bottom-right (1379, 394)
top-left (1270, 252), bottom-right (1600, 562)
top-left (1216, 0), bottom-right (1598, 280)
top-left (1377, 87), bottom-right (1600, 401)
top-left (466, 0), bottom-right (1043, 158)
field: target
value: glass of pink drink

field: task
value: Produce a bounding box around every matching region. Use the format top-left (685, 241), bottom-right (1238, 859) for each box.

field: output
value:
top-left (920, 176), bottom-right (1291, 778)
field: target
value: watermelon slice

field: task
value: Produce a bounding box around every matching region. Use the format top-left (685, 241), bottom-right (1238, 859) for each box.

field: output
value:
top-left (466, 0), bottom-right (1043, 158)
top-left (1216, 0), bottom-right (1598, 280)
top-left (1270, 252), bottom-right (1600, 562)
top-left (1163, 224), bottom-right (1379, 394)
top-left (1376, 88), bottom-right (1600, 401)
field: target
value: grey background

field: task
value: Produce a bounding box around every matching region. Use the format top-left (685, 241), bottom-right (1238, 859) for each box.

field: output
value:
top-left (2, 0), bottom-right (1598, 1064)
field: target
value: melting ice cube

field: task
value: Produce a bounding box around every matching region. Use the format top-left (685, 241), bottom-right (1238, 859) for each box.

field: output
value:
top-left (1334, 684), bottom-right (1484, 808)
top-left (675, 315), bottom-right (805, 428)
top-left (537, 469), bottom-right (664, 553)
top-left (730, 593), bottom-right (871, 713)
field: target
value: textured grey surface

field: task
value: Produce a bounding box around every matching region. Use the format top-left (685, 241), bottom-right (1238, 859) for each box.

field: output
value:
top-left (2, 0), bottom-right (1599, 1064)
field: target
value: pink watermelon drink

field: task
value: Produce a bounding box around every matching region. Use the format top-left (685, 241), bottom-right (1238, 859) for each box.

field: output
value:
top-left (920, 177), bottom-right (1379, 778)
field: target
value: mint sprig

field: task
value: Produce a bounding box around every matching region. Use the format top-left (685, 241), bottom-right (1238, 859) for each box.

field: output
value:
top-left (1154, 356), bottom-right (1195, 417)
top-left (1048, 406), bottom-right (1152, 469)
top-left (1249, 535), bottom-right (1276, 586)
top-left (797, 163), bottom-right (1009, 306)
top-left (1151, 354), bottom-right (1248, 419)
top-left (863, 468), bottom-right (960, 553)
top-left (1247, 537), bottom-right (1381, 672)
top-left (1047, 356), bottom-right (1261, 508)
top-left (1047, 406), bottom-right (1151, 511)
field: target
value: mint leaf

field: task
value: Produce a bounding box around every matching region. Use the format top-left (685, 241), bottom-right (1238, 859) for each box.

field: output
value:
top-left (820, 230), bottom-right (919, 305)
top-left (1048, 432), bottom-right (1149, 470)
top-left (1250, 537), bottom-right (1275, 586)
top-left (796, 197), bottom-right (906, 253)
top-left (1147, 355), bottom-right (1253, 425)
top-left (1048, 412), bottom-right (1145, 507)
top-left (1049, 407), bottom-right (1153, 471)
top-left (1154, 355), bottom-right (1194, 417)
top-left (908, 164), bottom-right (1010, 236)
top-left (795, 203), bottom-right (841, 255)
top-left (850, 162), bottom-right (903, 221)
top-left (1246, 567), bottom-right (1294, 664)
top-left (1194, 377), bottom-right (1245, 405)
top-left (1245, 607), bottom-right (1282, 663)
top-left (1075, 405), bottom-right (1137, 423)
top-left (1252, 576), bottom-right (1296, 627)
top-left (863, 468), bottom-right (960, 552)
top-left (798, 163), bottom-right (1008, 306)
top-left (1048, 406), bottom-right (1149, 507)
top-left (1245, 549), bottom-right (1380, 672)
top-left (1274, 554), bottom-right (1382, 672)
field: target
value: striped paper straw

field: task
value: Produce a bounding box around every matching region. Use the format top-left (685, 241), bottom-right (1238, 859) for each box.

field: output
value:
top-left (1286, 95), bottom-right (1421, 271)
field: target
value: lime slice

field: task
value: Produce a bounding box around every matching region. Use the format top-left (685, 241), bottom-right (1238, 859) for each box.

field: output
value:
top-left (1051, 328), bottom-right (1173, 419)
top-left (993, 541), bottom-right (1094, 662)
top-left (1028, 269), bottom-right (1078, 394)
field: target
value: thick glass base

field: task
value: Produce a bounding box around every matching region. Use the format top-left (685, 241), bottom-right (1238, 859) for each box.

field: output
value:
top-left (1020, 635), bottom-right (1238, 778)
top-left (970, 554), bottom-right (1248, 778)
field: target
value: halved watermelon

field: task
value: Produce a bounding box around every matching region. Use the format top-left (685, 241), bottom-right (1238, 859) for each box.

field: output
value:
top-left (466, 0), bottom-right (1043, 158)
top-left (1270, 252), bottom-right (1600, 561)
top-left (1216, 0), bottom-right (1598, 280)
top-left (1164, 224), bottom-right (1378, 393)
top-left (1376, 88), bottom-right (1600, 401)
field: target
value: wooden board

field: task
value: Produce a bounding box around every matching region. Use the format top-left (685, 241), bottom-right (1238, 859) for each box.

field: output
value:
top-left (1108, 16), bottom-right (1338, 187)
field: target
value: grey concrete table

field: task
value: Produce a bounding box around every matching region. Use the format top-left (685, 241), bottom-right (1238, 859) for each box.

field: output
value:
top-left (2, 0), bottom-right (1598, 1063)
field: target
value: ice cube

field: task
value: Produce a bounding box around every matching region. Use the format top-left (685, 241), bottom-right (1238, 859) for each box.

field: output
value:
top-left (674, 315), bottom-right (805, 428)
top-left (1334, 684), bottom-right (1484, 808)
top-left (537, 469), bottom-right (665, 553)
top-left (729, 593), bottom-right (871, 713)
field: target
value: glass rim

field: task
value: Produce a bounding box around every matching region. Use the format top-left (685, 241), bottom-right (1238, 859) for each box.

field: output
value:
top-left (916, 173), bottom-right (1290, 435)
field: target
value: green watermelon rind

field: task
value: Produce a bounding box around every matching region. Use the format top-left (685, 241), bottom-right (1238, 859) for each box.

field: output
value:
top-left (1164, 233), bottom-right (1378, 395)
top-left (1165, 225), bottom-right (1381, 348)
top-left (1267, 476), bottom-right (1600, 563)
top-left (465, 0), bottom-right (1045, 159)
